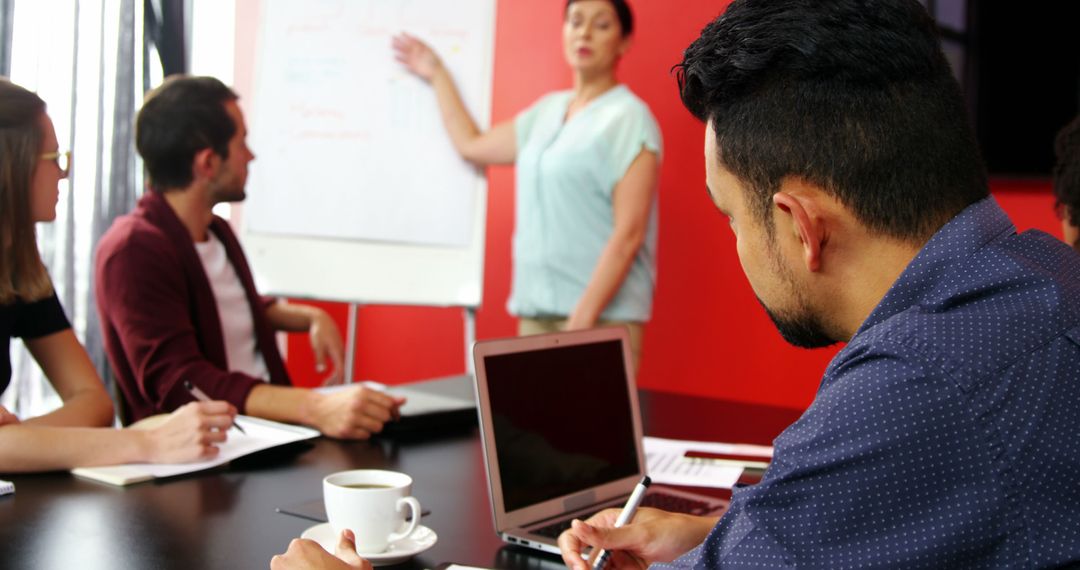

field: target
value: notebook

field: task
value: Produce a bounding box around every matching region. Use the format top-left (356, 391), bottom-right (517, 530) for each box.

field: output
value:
top-left (472, 327), bottom-right (728, 554)
top-left (71, 415), bottom-right (319, 486)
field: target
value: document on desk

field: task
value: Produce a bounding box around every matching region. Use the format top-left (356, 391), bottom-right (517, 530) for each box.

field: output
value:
top-left (644, 436), bottom-right (774, 489)
top-left (71, 415), bottom-right (319, 486)
top-left (318, 381), bottom-right (475, 416)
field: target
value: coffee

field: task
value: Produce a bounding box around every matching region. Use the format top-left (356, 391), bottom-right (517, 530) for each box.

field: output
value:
top-left (324, 469), bottom-right (422, 553)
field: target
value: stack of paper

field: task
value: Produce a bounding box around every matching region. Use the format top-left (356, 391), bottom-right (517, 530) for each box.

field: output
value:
top-left (644, 436), bottom-right (774, 489)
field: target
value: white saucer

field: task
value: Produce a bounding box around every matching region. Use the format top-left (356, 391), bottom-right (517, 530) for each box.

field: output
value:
top-left (300, 523), bottom-right (437, 566)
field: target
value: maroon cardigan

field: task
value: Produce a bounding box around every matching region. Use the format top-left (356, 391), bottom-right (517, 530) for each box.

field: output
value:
top-left (95, 191), bottom-right (290, 421)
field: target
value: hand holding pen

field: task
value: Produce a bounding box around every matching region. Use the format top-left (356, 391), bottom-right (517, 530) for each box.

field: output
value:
top-left (184, 380), bottom-right (246, 435)
top-left (560, 476), bottom-right (719, 570)
top-left (591, 476), bottom-right (651, 570)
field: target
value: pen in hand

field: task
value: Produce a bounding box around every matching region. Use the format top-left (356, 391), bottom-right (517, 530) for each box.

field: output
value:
top-left (184, 380), bottom-right (246, 435)
top-left (591, 475), bottom-right (651, 570)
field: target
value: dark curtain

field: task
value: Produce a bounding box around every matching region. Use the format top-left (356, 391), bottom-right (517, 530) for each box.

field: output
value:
top-left (143, 0), bottom-right (186, 88)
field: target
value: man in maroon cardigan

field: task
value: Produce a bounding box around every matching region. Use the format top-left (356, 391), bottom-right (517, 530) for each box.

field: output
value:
top-left (95, 76), bottom-right (402, 439)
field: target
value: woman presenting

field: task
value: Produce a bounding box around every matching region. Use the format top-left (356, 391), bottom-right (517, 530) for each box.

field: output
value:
top-left (0, 79), bottom-right (237, 472)
top-left (393, 0), bottom-right (660, 364)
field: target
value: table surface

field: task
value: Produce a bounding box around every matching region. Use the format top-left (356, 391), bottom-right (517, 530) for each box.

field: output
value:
top-left (0, 389), bottom-right (803, 570)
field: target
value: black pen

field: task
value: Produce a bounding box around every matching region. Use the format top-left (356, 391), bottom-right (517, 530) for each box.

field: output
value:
top-left (591, 475), bottom-right (651, 570)
top-left (184, 380), bottom-right (246, 435)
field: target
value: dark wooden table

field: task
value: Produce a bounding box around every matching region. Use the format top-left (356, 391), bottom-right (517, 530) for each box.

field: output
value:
top-left (0, 391), bottom-right (802, 570)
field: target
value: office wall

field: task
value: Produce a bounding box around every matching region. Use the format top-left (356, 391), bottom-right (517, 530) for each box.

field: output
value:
top-left (279, 2), bottom-right (1063, 412)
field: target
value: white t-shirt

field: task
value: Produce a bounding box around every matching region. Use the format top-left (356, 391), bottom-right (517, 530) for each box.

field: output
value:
top-left (194, 232), bottom-right (270, 381)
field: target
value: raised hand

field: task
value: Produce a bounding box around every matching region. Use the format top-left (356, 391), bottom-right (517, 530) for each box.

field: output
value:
top-left (391, 32), bottom-right (443, 81)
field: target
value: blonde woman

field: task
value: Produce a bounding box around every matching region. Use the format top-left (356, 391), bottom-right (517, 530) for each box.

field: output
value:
top-left (0, 78), bottom-right (236, 472)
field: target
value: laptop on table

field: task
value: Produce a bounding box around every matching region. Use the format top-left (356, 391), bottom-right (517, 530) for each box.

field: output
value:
top-left (472, 327), bottom-right (727, 555)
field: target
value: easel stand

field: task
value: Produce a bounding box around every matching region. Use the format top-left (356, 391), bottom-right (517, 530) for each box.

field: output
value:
top-left (342, 303), bottom-right (477, 384)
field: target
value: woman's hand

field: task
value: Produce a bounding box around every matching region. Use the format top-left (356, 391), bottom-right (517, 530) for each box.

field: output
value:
top-left (391, 32), bottom-right (443, 81)
top-left (140, 401), bottom-right (238, 464)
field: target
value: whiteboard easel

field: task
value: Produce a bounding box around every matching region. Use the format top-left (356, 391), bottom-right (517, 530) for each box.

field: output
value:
top-left (235, 0), bottom-right (496, 374)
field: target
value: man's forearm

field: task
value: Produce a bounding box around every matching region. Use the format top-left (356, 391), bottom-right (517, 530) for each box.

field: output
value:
top-left (244, 383), bottom-right (319, 426)
top-left (264, 302), bottom-right (319, 333)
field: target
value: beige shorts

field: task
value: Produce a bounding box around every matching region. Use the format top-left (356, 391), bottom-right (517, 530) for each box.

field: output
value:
top-left (517, 317), bottom-right (644, 372)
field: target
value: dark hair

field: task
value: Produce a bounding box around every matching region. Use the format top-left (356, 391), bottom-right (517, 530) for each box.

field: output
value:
top-left (136, 75), bottom-right (238, 191)
top-left (0, 78), bottom-right (52, 303)
top-left (675, 0), bottom-right (988, 242)
top-left (566, 0), bottom-right (634, 37)
top-left (1053, 115), bottom-right (1080, 250)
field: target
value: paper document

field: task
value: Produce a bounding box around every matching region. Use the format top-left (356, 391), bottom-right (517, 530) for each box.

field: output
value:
top-left (72, 415), bottom-right (319, 486)
top-left (0, 479), bottom-right (13, 496)
top-left (318, 381), bottom-right (474, 417)
top-left (644, 436), bottom-right (774, 489)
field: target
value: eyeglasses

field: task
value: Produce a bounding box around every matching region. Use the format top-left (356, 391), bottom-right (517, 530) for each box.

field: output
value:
top-left (40, 150), bottom-right (72, 179)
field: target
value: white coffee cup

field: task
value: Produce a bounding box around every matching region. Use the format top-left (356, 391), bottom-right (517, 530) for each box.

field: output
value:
top-left (323, 470), bottom-right (423, 554)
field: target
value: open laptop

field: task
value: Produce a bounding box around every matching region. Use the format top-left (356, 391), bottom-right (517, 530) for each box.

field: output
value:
top-left (472, 327), bottom-right (728, 554)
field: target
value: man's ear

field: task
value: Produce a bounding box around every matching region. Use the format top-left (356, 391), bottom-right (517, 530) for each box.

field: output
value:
top-left (772, 188), bottom-right (826, 273)
top-left (191, 148), bottom-right (218, 182)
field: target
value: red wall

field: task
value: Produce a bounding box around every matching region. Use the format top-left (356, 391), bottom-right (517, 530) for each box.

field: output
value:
top-left (282, 2), bottom-right (1064, 412)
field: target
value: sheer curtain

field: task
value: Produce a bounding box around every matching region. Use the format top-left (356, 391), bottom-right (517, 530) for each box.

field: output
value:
top-left (2, 0), bottom-right (161, 418)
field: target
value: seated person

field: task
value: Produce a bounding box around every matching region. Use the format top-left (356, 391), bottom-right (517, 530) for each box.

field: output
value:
top-left (558, 1), bottom-right (1080, 568)
top-left (1054, 115), bottom-right (1080, 251)
top-left (1, 78), bottom-right (236, 472)
top-left (270, 1), bottom-right (1080, 568)
top-left (95, 76), bottom-right (402, 440)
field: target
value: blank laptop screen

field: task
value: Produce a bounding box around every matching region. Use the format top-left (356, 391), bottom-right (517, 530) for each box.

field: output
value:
top-left (484, 339), bottom-right (639, 512)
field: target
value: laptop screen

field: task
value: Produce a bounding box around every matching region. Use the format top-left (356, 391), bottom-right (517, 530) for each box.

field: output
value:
top-left (483, 339), bottom-right (639, 512)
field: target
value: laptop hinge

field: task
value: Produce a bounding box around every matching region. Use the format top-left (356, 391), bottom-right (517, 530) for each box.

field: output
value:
top-left (524, 495), bottom-right (626, 529)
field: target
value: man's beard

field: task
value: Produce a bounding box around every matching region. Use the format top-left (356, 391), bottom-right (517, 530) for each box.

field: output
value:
top-left (755, 230), bottom-right (840, 349)
top-left (211, 181), bottom-right (246, 204)
top-left (757, 295), bottom-right (838, 349)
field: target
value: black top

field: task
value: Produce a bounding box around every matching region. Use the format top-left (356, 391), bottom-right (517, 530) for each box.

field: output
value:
top-left (0, 293), bottom-right (71, 394)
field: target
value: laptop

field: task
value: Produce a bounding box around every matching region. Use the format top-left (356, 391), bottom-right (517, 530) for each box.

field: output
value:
top-left (472, 327), bottom-right (728, 554)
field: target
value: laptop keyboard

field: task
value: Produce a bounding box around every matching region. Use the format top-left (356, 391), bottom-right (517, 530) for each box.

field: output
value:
top-left (532, 513), bottom-right (595, 539)
top-left (530, 491), bottom-right (716, 539)
top-left (642, 491), bottom-right (716, 515)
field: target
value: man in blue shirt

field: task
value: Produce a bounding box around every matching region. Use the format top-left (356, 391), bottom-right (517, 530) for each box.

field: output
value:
top-left (559, 0), bottom-right (1080, 568)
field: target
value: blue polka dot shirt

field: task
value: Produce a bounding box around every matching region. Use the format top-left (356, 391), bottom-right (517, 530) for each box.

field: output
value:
top-left (657, 197), bottom-right (1080, 568)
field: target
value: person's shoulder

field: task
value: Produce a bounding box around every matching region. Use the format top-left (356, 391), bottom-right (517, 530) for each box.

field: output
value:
top-left (846, 234), bottom-right (1080, 386)
top-left (525, 89), bottom-right (571, 112)
top-left (608, 85), bottom-right (656, 118)
top-left (964, 227), bottom-right (1080, 323)
top-left (97, 208), bottom-right (176, 266)
top-left (999, 228), bottom-right (1080, 285)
